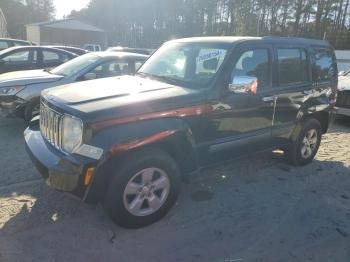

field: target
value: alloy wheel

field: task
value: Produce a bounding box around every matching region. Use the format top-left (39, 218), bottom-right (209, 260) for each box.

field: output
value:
top-left (301, 129), bottom-right (318, 159)
top-left (123, 167), bottom-right (170, 216)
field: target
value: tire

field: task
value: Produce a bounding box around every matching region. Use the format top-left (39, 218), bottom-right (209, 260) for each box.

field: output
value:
top-left (103, 147), bottom-right (181, 228)
top-left (24, 98), bottom-right (40, 123)
top-left (284, 118), bottom-right (322, 166)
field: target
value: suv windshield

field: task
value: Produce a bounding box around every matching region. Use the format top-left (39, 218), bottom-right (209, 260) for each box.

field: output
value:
top-left (138, 42), bottom-right (228, 89)
top-left (50, 53), bottom-right (99, 77)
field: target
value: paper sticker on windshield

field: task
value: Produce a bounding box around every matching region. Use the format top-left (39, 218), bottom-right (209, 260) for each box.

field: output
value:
top-left (196, 50), bottom-right (224, 63)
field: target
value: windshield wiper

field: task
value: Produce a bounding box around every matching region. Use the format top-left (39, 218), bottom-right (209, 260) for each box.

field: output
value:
top-left (137, 72), bottom-right (183, 86)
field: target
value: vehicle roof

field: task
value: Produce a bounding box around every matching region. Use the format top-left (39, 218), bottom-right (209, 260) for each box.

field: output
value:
top-left (0, 38), bottom-right (31, 43)
top-left (0, 46), bottom-right (77, 55)
top-left (44, 45), bottom-right (86, 50)
top-left (92, 51), bottom-right (149, 59)
top-left (172, 36), bottom-right (331, 47)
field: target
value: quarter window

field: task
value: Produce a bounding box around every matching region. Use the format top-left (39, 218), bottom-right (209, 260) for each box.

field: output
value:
top-left (232, 49), bottom-right (270, 89)
top-left (277, 48), bottom-right (308, 86)
top-left (313, 49), bottom-right (335, 82)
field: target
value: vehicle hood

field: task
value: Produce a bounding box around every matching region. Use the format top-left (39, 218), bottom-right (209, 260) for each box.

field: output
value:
top-left (338, 75), bottom-right (350, 91)
top-left (43, 75), bottom-right (204, 122)
top-left (0, 69), bottom-right (63, 87)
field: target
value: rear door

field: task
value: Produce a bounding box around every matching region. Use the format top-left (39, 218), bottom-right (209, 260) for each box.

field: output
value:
top-left (271, 46), bottom-right (314, 144)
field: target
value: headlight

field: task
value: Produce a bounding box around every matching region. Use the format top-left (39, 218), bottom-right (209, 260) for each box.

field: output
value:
top-left (61, 115), bottom-right (83, 153)
top-left (0, 86), bottom-right (25, 95)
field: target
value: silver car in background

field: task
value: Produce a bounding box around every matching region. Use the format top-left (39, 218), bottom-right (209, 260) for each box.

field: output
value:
top-left (337, 70), bottom-right (350, 117)
top-left (0, 52), bottom-right (148, 121)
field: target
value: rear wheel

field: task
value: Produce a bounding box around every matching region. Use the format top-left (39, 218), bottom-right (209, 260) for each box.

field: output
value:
top-left (103, 147), bottom-right (181, 228)
top-left (284, 118), bottom-right (322, 166)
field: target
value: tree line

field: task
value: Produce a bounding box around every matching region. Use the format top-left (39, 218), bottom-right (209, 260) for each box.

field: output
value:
top-left (0, 0), bottom-right (55, 39)
top-left (1, 0), bottom-right (350, 49)
top-left (69, 0), bottom-right (350, 49)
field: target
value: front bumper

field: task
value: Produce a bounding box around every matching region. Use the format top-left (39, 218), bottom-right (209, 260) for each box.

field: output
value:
top-left (24, 119), bottom-right (97, 198)
top-left (0, 95), bottom-right (26, 117)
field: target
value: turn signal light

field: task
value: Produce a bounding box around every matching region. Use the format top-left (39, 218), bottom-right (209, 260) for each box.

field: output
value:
top-left (84, 167), bottom-right (95, 186)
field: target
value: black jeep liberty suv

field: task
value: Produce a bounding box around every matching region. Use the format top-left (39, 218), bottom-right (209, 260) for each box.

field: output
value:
top-left (25, 37), bottom-right (338, 228)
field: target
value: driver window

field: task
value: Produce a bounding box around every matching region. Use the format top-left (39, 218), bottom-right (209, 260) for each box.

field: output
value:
top-left (232, 49), bottom-right (270, 89)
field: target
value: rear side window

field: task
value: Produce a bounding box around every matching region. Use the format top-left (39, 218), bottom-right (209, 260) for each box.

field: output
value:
top-left (313, 48), bottom-right (336, 82)
top-left (277, 48), bottom-right (308, 86)
top-left (43, 50), bottom-right (70, 63)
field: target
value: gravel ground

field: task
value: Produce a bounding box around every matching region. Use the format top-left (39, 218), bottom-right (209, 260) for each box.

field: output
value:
top-left (0, 117), bottom-right (349, 262)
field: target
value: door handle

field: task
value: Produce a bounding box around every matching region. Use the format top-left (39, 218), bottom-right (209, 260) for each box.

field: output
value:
top-left (262, 96), bottom-right (275, 102)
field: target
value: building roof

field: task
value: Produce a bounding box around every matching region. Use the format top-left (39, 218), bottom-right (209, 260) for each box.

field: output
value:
top-left (27, 19), bottom-right (104, 32)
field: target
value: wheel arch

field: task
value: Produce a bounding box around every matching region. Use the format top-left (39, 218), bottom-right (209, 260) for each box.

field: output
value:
top-left (83, 119), bottom-right (198, 203)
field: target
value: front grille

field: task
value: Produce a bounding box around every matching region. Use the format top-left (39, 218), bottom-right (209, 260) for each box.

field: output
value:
top-left (40, 100), bottom-right (62, 149)
top-left (337, 91), bottom-right (350, 109)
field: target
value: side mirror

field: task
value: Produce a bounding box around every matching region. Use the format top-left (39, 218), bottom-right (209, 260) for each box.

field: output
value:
top-left (229, 76), bottom-right (258, 95)
top-left (84, 72), bottom-right (97, 81)
top-left (338, 71), bottom-right (345, 76)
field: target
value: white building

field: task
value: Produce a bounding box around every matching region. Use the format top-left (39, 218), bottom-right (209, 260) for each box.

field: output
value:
top-left (26, 19), bottom-right (107, 49)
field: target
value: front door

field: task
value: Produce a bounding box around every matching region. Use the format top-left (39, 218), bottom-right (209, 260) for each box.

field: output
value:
top-left (200, 46), bottom-right (275, 165)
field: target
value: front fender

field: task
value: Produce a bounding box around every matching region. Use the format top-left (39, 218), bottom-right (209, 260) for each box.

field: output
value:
top-left (83, 118), bottom-right (197, 203)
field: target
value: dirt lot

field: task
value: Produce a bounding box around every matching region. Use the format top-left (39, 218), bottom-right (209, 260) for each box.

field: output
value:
top-left (0, 117), bottom-right (349, 262)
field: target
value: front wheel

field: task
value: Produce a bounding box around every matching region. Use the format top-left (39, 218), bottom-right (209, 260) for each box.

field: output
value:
top-left (284, 118), bottom-right (322, 166)
top-left (103, 147), bottom-right (181, 228)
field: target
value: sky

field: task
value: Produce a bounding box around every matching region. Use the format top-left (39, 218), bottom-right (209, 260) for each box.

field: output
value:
top-left (54, 0), bottom-right (90, 19)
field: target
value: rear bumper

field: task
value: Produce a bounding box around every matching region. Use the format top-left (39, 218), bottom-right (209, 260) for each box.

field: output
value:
top-left (0, 96), bottom-right (26, 118)
top-left (24, 119), bottom-right (96, 198)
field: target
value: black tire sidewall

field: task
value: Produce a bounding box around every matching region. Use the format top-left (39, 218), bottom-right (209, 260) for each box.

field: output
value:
top-left (103, 147), bottom-right (181, 228)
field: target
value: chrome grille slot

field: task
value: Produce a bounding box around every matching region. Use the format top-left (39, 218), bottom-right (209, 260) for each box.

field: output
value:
top-left (40, 100), bottom-right (62, 149)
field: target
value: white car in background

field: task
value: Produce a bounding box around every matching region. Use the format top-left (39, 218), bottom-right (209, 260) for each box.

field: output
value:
top-left (337, 70), bottom-right (350, 117)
